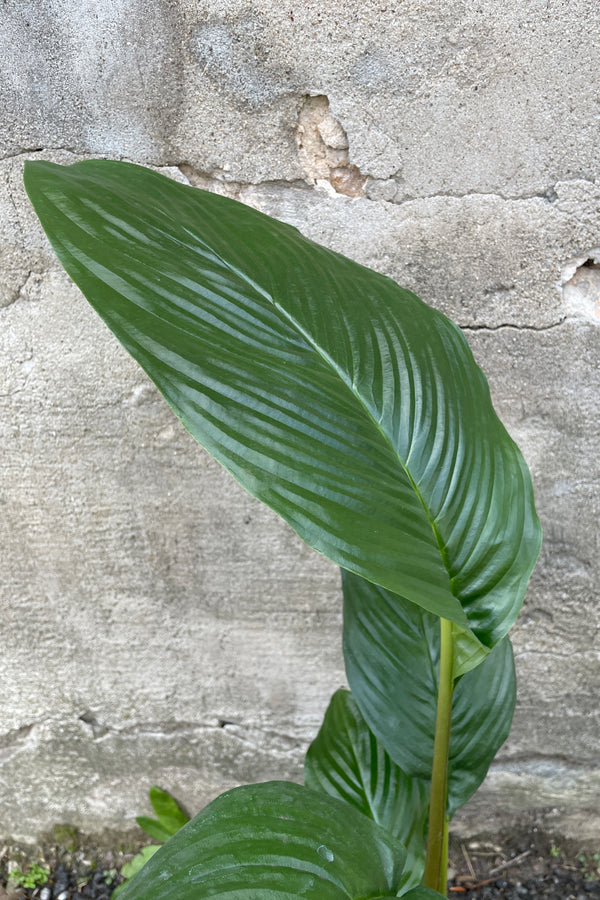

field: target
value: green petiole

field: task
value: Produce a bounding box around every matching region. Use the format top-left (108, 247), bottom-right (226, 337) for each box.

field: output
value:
top-left (423, 617), bottom-right (454, 894)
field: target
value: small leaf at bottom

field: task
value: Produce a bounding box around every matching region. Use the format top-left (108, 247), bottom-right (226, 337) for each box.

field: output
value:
top-left (305, 688), bottom-right (428, 877)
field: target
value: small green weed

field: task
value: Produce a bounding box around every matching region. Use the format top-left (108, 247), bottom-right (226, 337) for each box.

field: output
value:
top-left (577, 851), bottom-right (600, 882)
top-left (8, 862), bottom-right (50, 890)
top-left (112, 787), bottom-right (189, 898)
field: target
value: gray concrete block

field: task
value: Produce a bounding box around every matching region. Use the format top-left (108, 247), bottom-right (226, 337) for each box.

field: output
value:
top-left (458, 323), bottom-right (600, 837)
top-left (1, 0), bottom-right (599, 844)
top-left (3, 2), bottom-right (599, 192)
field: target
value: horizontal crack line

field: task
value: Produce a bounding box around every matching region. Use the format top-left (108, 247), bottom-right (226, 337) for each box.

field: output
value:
top-left (75, 716), bottom-right (307, 746)
top-left (461, 319), bottom-right (567, 333)
top-left (1, 718), bottom-right (307, 752)
top-left (0, 147), bottom-right (80, 162)
top-left (491, 755), bottom-right (598, 773)
top-left (5, 151), bottom-right (596, 210)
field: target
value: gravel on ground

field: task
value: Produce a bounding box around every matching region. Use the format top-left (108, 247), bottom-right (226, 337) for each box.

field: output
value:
top-left (1, 826), bottom-right (599, 899)
top-left (447, 828), bottom-right (600, 899)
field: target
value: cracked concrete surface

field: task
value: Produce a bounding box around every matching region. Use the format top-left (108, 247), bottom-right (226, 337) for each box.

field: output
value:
top-left (1, 0), bottom-right (600, 843)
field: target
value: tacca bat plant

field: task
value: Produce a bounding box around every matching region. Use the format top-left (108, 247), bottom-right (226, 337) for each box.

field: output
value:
top-left (24, 159), bottom-right (541, 900)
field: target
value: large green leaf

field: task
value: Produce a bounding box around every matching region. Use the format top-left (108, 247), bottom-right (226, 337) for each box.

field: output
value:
top-left (342, 570), bottom-right (516, 815)
top-left (305, 688), bottom-right (428, 876)
top-left (117, 781), bottom-right (416, 900)
top-left (24, 160), bottom-right (541, 665)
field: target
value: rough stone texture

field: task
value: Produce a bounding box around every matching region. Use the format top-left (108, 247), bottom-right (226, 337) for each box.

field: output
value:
top-left (458, 324), bottom-right (600, 842)
top-left (1, 0), bottom-right (599, 843)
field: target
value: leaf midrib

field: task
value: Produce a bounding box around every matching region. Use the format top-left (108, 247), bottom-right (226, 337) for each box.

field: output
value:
top-left (151, 191), bottom-right (457, 600)
top-left (268, 295), bottom-right (455, 604)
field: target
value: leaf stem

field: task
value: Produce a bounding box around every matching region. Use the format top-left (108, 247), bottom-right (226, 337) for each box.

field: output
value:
top-left (423, 617), bottom-right (454, 894)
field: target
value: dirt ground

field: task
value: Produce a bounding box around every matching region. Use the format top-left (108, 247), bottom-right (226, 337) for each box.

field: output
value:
top-left (447, 827), bottom-right (600, 899)
top-left (1, 825), bottom-right (599, 899)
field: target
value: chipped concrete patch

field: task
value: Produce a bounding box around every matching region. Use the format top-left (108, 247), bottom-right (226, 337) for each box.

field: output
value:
top-left (296, 95), bottom-right (367, 197)
top-left (561, 248), bottom-right (600, 322)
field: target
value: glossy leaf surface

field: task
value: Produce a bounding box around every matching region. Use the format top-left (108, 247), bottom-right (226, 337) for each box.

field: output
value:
top-left (24, 160), bottom-right (541, 664)
top-left (342, 570), bottom-right (516, 815)
top-left (117, 781), bottom-right (415, 900)
top-left (305, 688), bottom-right (428, 875)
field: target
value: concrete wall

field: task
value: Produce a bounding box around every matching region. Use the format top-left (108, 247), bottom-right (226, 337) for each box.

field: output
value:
top-left (1, 0), bottom-right (599, 842)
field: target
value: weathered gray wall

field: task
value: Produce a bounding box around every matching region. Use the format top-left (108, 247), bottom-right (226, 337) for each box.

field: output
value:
top-left (1, 0), bottom-right (599, 842)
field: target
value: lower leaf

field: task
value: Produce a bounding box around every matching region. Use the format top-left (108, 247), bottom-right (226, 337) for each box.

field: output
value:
top-left (117, 781), bottom-right (417, 900)
top-left (342, 570), bottom-right (516, 815)
top-left (304, 689), bottom-right (428, 880)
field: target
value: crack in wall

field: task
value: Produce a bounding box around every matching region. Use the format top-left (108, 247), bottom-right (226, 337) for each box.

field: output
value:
top-left (5, 149), bottom-right (595, 334)
top-left (492, 755), bottom-right (597, 773)
top-left (176, 162), bottom-right (309, 200)
top-left (4, 147), bottom-right (595, 209)
top-left (1, 270), bottom-right (34, 310)
top-left (461, 319), bottom-right (567, 334)
top-left (1, 147), bottom-right (45, 161)
top-left (74, 715), bottom-right (306, 748)
top-left (0, 147), bottom-right (81, 163)
top-left (1, 717), bottom-right (307, 762)
top-left (366, 182), bottom-right (564, 206)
